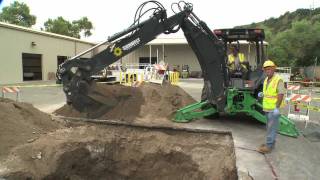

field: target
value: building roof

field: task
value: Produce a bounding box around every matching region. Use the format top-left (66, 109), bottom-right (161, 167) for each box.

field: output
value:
top-left (0, 21), bottom-right (96, 45)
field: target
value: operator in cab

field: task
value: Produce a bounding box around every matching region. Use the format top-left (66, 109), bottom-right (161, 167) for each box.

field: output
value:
top-left (227, 45), bottom-right (248, 79)
top-left (257, 60), bottom-right (285, 154)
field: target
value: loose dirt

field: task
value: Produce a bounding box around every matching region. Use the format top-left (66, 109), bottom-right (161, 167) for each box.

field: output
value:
top-left (0, 98), bottom-right (62, 160)
top-left (1, 125), bottom-right (237, 180)
top-left (55, 83), bottom-right (196, 124)
top-left (0, 83), bottom-right (238, 179)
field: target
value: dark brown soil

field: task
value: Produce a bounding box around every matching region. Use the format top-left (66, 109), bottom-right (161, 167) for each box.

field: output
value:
top-left (0, 98), bottom-right (62, 160)
top-left (0, 83), bottom-right (237, 180)
top-left (1, 124), bottom-right (237, 180)
top-left (54, 83), bottom-right (196, 124)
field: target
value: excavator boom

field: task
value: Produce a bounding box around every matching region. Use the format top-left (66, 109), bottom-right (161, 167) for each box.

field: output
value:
top-left (57, 1), bottom-right (227, 112)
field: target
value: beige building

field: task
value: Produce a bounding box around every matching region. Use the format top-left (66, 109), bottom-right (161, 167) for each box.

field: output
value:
top-left (121, 38), bottom-right (268, 73)
top-left (0, 21), bottom-right (266, 84)
top-left (0, 22), bottom-right (95, 84)
top-left (121, 38), bottom-right (200, 72)
top-left (0, 22), bottom-right (201, 85)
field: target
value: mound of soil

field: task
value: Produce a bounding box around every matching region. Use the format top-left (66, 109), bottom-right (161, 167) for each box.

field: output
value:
top-left (0, 98), bottom-right (62, 160)
top-left (0, 84), bottom-right (238, 180)
top-left (0, 124), bottom-right (237, 180)
top-left (55, 83), bottom-right (196, 124)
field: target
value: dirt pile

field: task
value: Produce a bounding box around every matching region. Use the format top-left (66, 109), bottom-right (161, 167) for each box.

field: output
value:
top-left (0, 98), bottom-right (62, 160)
top-left (55, 83), bottom-right (196, 124)
top-left (0, 124), bottom-right (237, 180)
top-left (0, 84), bottom-right (238, 179)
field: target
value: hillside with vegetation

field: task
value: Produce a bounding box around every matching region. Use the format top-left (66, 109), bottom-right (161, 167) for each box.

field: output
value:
top-left (236, 8), bottom-right (320, 67)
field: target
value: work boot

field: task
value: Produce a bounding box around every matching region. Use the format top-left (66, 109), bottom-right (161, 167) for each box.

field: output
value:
top-left (257, 145), bottom-right (271, 154)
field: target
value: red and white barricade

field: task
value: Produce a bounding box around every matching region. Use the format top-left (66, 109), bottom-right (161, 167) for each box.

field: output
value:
top-left (154, 64), bottom-right (167, 71)
top-left (286, 85), bottom-right (300, 99)
top-left (288, 94), bottom-right (311, 102)
top-left (287, 93), bottom-right (311, 127)
top-left (144, 64), bottom-right (168, 84)
top-left (287, 85), bottom-right (301, 91)
top-left (2, 86), bottom-right (21, 101)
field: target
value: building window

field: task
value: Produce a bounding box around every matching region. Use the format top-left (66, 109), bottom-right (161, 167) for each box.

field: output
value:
top-left (139, 57), bottom-right (157, 69)
top-left (57, 56), bottom-right (68, 68)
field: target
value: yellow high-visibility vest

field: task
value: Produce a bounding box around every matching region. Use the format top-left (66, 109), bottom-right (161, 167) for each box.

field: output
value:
top-left (263, 74), bottom-right (284, 111)
top-left (228, 53), bottom-right (246, 70)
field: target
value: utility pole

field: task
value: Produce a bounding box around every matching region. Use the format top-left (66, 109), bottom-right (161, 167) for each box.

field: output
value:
top-left (312, 0), bottom-right (315, 10)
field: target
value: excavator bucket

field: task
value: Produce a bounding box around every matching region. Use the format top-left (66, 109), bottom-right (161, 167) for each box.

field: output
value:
top-left (86, 82), bottom-right (118, 106)
top-left (68, 81), bottom-right (119, 118)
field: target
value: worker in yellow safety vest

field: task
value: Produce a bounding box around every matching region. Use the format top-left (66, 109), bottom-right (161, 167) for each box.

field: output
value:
top-left (227, 45), bottom-right (248, 79)
top-left (257, 60), bottom-right (285, 154)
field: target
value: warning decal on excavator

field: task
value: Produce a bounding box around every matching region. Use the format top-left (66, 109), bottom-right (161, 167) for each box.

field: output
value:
top-left (113, 47), bottom-right (123, 57)
top-left (122, 38), bottom-right (141, 51)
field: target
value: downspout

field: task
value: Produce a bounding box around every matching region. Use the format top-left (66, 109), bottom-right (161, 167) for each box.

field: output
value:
top-left (157, 48), bottom-right (159, 64)
top-left (149, 45), bottom-right (152, 64)
top-left (74, 41), bottom-right (77, 56)
top-left (162, 44), bottom-right (165, 62)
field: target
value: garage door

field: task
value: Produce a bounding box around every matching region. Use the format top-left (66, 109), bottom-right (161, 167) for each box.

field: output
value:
top-left (22, 53), bottom-right (42, 81)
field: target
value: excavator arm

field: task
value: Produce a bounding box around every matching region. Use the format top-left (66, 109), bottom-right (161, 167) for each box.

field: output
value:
top-left (57, 1), bottom-right (227, 112)
top-left (181, 15), bottom-right (227, 111)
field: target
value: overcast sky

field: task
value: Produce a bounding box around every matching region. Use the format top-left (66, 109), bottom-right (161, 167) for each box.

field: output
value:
top-left (1, 0), bottom-right (319, 42)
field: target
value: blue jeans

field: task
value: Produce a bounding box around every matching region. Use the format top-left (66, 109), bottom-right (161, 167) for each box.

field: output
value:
top-left (265, 111), bottom-right (280, 148)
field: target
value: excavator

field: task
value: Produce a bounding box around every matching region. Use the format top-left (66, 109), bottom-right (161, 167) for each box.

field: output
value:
top-left (57, 1), bottom-right (299, 137)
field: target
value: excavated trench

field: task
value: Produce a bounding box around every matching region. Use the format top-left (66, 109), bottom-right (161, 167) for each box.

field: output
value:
top-left (2, 124), bottom-right (237, 180)
top-left (1, 83), bottom-right (237, 179)
top-left (45, 142), bottom-right (205, 179)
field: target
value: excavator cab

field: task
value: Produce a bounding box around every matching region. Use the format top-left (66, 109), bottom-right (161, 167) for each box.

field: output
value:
top-left (214, 29), bottom-right (266, 91)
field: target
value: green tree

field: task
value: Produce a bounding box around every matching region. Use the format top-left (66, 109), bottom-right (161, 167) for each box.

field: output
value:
top-left (44, 17), bottom-right (74, 37)
top-left (238, 7), bottom-right (320, 67)
top-left (0, 1), bottom-right (36, 27)
top-left (72, 17), bottom-right (93, 37)
top-left (269, 20), bottom-right (320, 66)
top-left (44, 16), bottom-right (93, 39)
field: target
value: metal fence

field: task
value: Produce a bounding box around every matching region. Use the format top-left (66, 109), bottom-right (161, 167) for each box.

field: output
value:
top-left (292, 66), bottom-right (320, 80)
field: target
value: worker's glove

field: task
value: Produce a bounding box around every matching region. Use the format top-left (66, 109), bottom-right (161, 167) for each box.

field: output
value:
top-left (273, 108), bottom-right (280, 116)
top-left (258, 92), bottom-right (264, 98)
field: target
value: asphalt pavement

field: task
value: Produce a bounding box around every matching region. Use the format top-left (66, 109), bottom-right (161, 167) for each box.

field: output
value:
top-left (1, 81), bottom-right (65, 113)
